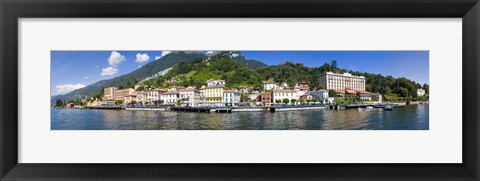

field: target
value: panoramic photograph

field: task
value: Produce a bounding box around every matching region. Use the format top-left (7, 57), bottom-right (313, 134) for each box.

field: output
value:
top-left (51, 50), bottom-right (429, 130)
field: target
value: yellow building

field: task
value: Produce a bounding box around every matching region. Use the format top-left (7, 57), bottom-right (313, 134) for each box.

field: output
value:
top-left (103, 87), bottom-right (117, 101)
top-left (115, 88), bottom-right (135, 101)
top-left (205, 86), bottom-right (225, 107)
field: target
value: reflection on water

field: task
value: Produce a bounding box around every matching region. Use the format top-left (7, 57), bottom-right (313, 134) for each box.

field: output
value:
top-left (51, 104), bottom-right (429, 130)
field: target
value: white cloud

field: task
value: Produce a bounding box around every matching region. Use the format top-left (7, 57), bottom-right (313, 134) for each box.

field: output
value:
top-left (56, 84), bottom-right (86, 94)
top-left (84, 75), bottom-right (93, 79)
top-left (135, 53), bottom-right (150, 63)
top-left (155, 51), bottom-right (172, 60)
top-left (101, 66), bottom-right (119, 76)
top-left (108, 51), bottom-right (126, 66)
top-left (162, 51), bottom-right (171, 57)
top-left (206, 51), bottom-right (215, 55)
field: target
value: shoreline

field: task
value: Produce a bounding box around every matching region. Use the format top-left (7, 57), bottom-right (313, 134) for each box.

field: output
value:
top-left (56, 104), bottom-right (423, 113)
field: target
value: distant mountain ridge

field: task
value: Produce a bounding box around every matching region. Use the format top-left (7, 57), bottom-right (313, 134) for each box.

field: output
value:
top-left (208, 51), bottom-right (268, 69)
top-left (51, 51), bottom-right (268, 103)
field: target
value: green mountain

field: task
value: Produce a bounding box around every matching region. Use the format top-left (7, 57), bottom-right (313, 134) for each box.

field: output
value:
top-left (208, 51), bottom-right (268, 69)
top-left (52, 51), bottom-right (208, 102)
top-left (159, 54), bottom-right (264, 89)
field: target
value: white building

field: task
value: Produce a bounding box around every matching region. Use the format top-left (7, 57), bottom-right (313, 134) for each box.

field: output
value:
top-left (223, 90), bottom-right (240, 107)
top-left (199, 86), bottom-right (207, 106)
top-left (358, 91), bottom-right (372, 101)
top-left (272, 89), bottom-right (297, 104)
top-left (161, 92), bottom-right (179, 105)
top-left (207, 79), bottom-right (226, 87)
top-left (147, 88), bottom-right (165, 104)
top-left (309, 90), bottom-right (329, 99)
top-left (293, 86), bottom-right (305, 98)
top-left (263, 81), bottom-right (277, 91)
top-left (179, 87), bottom-right (200, 107)
top-left (276, 82), bottom-right (289, 90)
top-left (370, 93), bottom-right (383, 103)
top-left (417, 89), bottom-right (426, 97)
top-left (248, 93), bottom-right (261, 102)
top-left (318, 72), bottom-right (365, 91)
top-left (135, 91), bottom-right (147, 105)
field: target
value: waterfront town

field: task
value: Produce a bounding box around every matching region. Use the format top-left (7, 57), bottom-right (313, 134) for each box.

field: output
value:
top-left (63, 71), bottom-right (428, 111)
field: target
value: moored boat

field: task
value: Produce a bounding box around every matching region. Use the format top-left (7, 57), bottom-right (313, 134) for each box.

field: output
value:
top-left (384, 106), bottom-right (393, 111)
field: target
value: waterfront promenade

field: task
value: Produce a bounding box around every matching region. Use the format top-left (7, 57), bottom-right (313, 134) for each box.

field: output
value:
top-left (79, 103), bottom-right (409, 113)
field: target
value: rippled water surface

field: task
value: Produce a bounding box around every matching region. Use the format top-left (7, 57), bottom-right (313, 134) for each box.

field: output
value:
top-left (51, 104), bottom-right (429, 130)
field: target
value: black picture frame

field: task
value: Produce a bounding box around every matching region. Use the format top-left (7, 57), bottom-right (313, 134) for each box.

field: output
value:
top-left (1, 0), bottom-right (479, 180)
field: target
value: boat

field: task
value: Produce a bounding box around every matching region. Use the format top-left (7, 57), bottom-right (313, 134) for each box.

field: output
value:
top-left (384, 105), bottom-right (393, 111)
top-left (358, 107), bottom-right (365, 112)
top-left (366, 106), bottom-right (374, 109)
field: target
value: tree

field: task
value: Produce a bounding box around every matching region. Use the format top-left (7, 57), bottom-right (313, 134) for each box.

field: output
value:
top-left (275, 99), bottom-right (282, 104)
top-left (291, 99), bottom-right (297, 105)
top-left (328, 89), bottom-right (337, 98)
top-left (240, 93), bottom-right (249, 102)
top-left (282, 98), bottom-right (290, 104)
top-left (331, 60), bottom-right (337, 69)
top-left (423, 83), bottom-right (429, 94)
top-left (114, 100), bottom-right (123, 105)
top-left (55, 99), bottom-right (64, 108)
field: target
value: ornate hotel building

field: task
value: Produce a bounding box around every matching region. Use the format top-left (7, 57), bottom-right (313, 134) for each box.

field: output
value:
top-left (318, 72), bottom-right (366, 91)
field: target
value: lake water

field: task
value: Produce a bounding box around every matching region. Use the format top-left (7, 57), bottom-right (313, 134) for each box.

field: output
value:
top-left (51, 104), bottom-right (428, 130)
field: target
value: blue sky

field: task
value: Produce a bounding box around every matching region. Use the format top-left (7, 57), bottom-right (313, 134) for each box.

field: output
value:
top-left (51, 50), bottom-right (429, 96)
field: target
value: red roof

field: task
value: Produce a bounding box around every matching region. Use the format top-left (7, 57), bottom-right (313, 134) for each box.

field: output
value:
top-left (336, 90), bottom-right (346, 94)
top-left (180, 87), bottom-right (196, 91)
top-left (346, 90), bottom-right (357, 94)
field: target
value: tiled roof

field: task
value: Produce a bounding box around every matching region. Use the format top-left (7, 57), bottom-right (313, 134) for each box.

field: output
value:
top-left (180, 87), bottom-right (196, 91)
top-left (346, 90), bottom-right (357, 94)
top-left (168, 86), bottom-right (185, 89)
